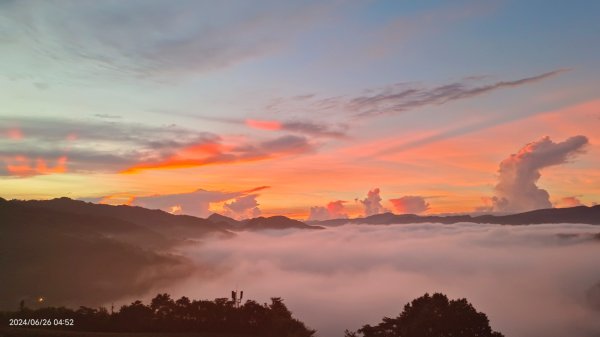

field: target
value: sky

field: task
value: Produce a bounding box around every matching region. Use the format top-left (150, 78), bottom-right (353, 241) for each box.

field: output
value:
top-left (1, 0), bottom-right (599, 219)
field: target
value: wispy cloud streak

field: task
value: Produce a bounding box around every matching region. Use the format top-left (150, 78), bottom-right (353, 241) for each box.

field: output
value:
top-left (348, 69), bottom-right (568, 117)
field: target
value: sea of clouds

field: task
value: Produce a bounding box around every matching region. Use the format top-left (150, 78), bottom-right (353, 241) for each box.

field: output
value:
top-left (162, 223), bottom-right (600, 337)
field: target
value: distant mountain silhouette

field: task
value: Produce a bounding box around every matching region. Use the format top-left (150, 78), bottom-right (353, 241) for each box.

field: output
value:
top-left (207, 212), bottom-right (246, 229)
top-left (207, 205), bottom-right (600, 231)
top-left (208, 213), bottom-right (324, 230)
top-left (472, 205), bottom-right (600, 225)
top-left (12, 197), bottom-right (231, 241)
top-left (309, 205), bottom-right (600, 226)
top-left (243, 215), bottom-right (324, 230)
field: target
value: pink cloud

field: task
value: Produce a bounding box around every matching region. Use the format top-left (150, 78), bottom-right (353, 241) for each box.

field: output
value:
top-left (359, 188), bottom-right (386, 216)
top-left (327, 200), bottom-right (348, 218)
top-left (122, 135), bottom-right (313, 174)
top-left (554, 196), bottom-right (585, 208)
top-left (5, 128), bottom-right (23, 140)
top-left (5, 156), bottom-right (68, 177)
top-left (246, 119), bottom-right (283, 131)
top-left (308, 200), bottom-right (348, 220)
top-left (390, 196), bottom-right (430, 214)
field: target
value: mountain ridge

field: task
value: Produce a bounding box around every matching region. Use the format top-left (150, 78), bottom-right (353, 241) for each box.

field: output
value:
top-left (3, 197), bottom-right (599, 230)
top-left (208, 212), bottom-right (324, 230)
top-left (307, 205), bottom-right (600, 226)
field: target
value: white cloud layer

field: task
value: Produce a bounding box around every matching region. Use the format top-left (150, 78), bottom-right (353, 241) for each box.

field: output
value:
top-left (154, 223), bottom-right (600, 337)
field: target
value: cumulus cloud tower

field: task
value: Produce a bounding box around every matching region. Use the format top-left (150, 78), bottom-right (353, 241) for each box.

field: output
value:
top-left (360, 188), bottom-right (386, 216)
top-left (492, 135), bottom-right (588, 212)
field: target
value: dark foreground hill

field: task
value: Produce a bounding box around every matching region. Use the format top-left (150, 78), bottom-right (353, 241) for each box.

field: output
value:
top-left (309, 205), bottom-right (600, 226)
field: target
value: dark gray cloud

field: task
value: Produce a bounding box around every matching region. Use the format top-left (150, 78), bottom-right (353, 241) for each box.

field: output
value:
top-left (258, 135), bottom-right (313, 154)
top-left (0, 116), bottom-right (212, 145)
top-left (177, 114), bottom-right (348, 138)
top-left (159, 69), bottom-right (563, 144)
top-left (260, 69), bottom-right (566, 122)
top-left (281, 121), bottom-right (348, 138)
top-left (347, 69), bottom-right (567, 117)
top-left (486, 135), bottom-right (589, 212)
top-left (0, 116), bottom-right (316, 176)
top-left (122, 134), bottom-right (315, 174)
top-left (0, 116), bottom-right (216, 176)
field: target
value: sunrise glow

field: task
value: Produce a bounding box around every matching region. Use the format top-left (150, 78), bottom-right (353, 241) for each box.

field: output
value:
top-left (0, 1), bottom-right (598, 220)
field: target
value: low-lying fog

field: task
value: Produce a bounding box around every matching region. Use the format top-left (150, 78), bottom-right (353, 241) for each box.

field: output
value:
top-left (165, 223), bottom-right (600, 337)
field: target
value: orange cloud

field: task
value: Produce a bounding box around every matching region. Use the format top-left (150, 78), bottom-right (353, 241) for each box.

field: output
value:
top-left (121, 140), bottom-right (229, 174)
top-left (246, 119), bottom-right (282, 131)
top-left (99, 193), bottom-right (135, 206)
top-left (122, 135), bottom-right (313, 174)
top-left (121, 156), bottom-right (261, 174)
top-left (168, 205), bottom-right (183, 214)
top-left (180, 142), bottom-right (224, 156)
top-left (6, 156), bottom-right (68, 177)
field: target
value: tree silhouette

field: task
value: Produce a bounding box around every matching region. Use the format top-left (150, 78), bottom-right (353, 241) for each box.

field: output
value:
top-left (346, 293), bottom-right (504, 337)
top-left (0, 293), bottom-right (315, 337)
top-left (263, 297), bottom-right (315, 337)
top-left (116, 300), bottom-right (154, 332)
